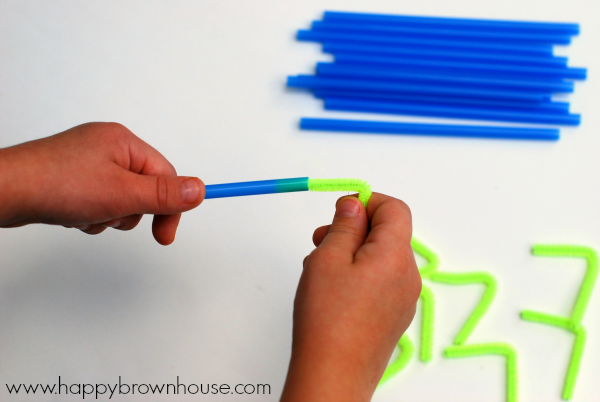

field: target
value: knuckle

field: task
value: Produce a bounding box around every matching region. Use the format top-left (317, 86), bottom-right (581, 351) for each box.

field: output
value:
top-left (380, 244), bottom-right (418, 275)
top-left (96, 122), bottom-right (133, 143)
top-left (385, 270), bottom-right (421, 305)
top-left (329, 221), bottom-right (363, 238)
top-left (119, 223), bottom-right (134, 231)
top-left (408, 268), bottom-right (423, 302)
top-left (108, 220), bottom-right (128, 230)
top-left (390, 198), bottom-right (412, 221)
top-left (103, 122), bottom-right (129, 133)
top-left (156, 176), bottom-right (169, 210)
top-left (120, 217), bottom-right (141, 231)
top-left (398, 253), bottom-right (422, 303)
top-left (82, 225), bottom-right (102, 235)
top-left (166, 160), bottom-right (177, 176)
top-left (399, 200), bottom-right (412, 219)
top-left (308, 247), bottom-right (338, 266)
top-left (386, 199), bottom-right (413, 238)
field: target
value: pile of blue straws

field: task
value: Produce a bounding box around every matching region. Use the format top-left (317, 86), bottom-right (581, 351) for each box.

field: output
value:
top-left (287, 11), bottom-right (586, 141)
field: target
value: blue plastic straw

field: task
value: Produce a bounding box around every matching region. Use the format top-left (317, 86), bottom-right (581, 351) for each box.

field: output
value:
top-left (300, 118), bottom-right (560, 140)
top-left (316, 63), bottom-right (574, 93)
top-left (287, 75), bottom-right (549, 102)
top-left (205, 178), bottom-right (309, 199)
top-left (312, 89), bottom-right (570, 114)
top-left (312, 21), bottom-right (571, 45)
top-left (334, 54), bottom-right (587, 80)
top-left (321, 42), bottom-right (568, 68)
top-left (323, 11), bottom-right (579, 36)
top-left (297, 30), bottom-right (554, 56)
top-left (323, 97), bottom-right (581, 125)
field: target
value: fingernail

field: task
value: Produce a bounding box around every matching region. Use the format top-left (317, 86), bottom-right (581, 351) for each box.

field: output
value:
top-left (335, 198), bottom-right (359, 218)
top-left (181, 178), bottom-right (201, 204)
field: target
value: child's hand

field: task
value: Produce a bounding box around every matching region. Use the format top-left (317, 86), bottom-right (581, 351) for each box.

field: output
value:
top-left (281, 193), bottom-right (421, 402)
top-left (0, 122), bottom-right (204, 245)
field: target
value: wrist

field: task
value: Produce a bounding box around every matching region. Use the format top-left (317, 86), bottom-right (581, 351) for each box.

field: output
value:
top-left (281, 341), bottom-right (378, 402)
top-left (0, 145), bottom-right (34, 227)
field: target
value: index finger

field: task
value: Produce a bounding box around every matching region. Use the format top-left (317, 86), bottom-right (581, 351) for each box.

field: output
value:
top-left (354, 192), bottom-right (413, 264)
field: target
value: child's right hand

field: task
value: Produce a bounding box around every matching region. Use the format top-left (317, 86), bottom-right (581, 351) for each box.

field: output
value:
top-left (281, 193), bottom-right (421, 402)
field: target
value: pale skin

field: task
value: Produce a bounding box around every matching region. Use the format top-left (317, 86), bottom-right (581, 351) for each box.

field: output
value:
top-left (0, 122), bottom-right (421, 401)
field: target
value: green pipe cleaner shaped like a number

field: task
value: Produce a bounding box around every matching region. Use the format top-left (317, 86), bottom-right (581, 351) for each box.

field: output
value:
top-left (308, 178), bottom-right (372, 208)
top-left (408, 238), bottom-right (437, 362)
top-left (410, 239), bottom-right (499, 346)
top-left (418, 285), bottom-right (435, 362)
top-left (432, 271), bottom-right (497, 345)
top-left (520, 245), bottom-right (598, 401)
top-left (445, 343), bottom-right (518, 402)
top-left (411, 237), bottom-right (440, 279)
top-left (377, 237), bottom-right (434, 386)
top-left (410, 237), bottom-right (518, 402)
top-left (378, 253), bottom-right (435, 387)
top-left (379, 334), bottom-right (414, 386)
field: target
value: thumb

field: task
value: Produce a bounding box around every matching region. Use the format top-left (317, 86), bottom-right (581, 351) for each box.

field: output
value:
top-left (318, 196), bottom-right (368, 260)
top-left (123, 173), bottom-right (205, 215)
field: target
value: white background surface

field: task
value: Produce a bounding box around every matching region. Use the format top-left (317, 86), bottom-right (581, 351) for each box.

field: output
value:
top-left (1, 1), bottom-right (599, 401)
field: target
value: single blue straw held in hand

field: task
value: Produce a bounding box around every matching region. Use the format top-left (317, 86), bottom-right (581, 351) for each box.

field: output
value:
top-left (300, 118), bottom-right (560, 141)
top-left (311, 21), bottom-right (572, 45)
top-left (322, 11), bottom-right (579, 36)
top-left (312, 89), bottom-right (570, 114)
top-left (333, 54), bottom-right (587, 80)
top-left (297, 30), bottom-right (554, 57)
top-left (316, 63), bottom-right (574, 93)
top-left (323, 97), bottom-right (581, 125)
top-left (287, 75), bottom-right (550, 103)
top-left (321, 42), bottom-right (569, 68)
top-left (205, 177), bottom-right (309, 199)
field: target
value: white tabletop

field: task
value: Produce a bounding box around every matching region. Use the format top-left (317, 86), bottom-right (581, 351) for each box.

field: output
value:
top-left (1, 1), bottom-right (598, 401)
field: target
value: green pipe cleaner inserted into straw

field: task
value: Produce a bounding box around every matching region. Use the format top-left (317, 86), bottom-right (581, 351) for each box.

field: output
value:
top-left (308, 178), bottom-right (372, 208)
